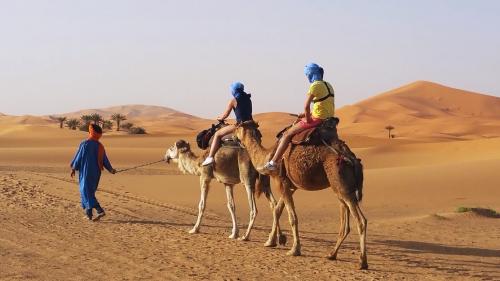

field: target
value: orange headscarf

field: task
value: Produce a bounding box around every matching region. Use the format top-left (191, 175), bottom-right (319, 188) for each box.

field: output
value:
top-left (88, 124), bottom-right (105, 170)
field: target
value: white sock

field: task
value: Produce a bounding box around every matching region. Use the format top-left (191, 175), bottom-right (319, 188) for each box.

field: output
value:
top-left (268, 160), bottom-right (275, 165)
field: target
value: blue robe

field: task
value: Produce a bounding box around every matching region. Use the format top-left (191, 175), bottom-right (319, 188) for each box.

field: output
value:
top-left (70, 140), bottom-right (113, 210)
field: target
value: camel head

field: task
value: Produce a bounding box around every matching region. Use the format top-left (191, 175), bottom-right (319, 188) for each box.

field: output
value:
top-left (234, 121), bottom-right (262, 146)
top-left (164, 140), bottom-right (191, 164)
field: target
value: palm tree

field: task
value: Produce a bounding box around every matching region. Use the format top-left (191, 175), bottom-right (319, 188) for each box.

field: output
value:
top-left (65, 118), bottom-right (81, 130)
top-left (111, 113), bottom-right (127, 131)
top-left (385, 125), bottom-right (395, 139)
top-left (102, 120), bottom-right (113, 130)
top-left (89, 113), bottom-right (103, 125)
top-left (56, 116), bottom-right (67, 129)
top-left (80, 115), bottom-right (92, 125)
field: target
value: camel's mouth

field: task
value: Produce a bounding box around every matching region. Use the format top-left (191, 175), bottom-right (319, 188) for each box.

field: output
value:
top-left (165, 156), bottom-right (171, 164)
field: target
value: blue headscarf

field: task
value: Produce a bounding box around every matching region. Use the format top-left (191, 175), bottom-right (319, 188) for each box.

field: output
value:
top-left (304, 63), bottom-right (324, 83)
top-left (230, 82), bottom-right (246, 99)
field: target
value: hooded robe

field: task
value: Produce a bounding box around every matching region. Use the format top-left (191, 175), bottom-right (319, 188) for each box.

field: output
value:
top-left (70, 126), bottom-right (113, 210)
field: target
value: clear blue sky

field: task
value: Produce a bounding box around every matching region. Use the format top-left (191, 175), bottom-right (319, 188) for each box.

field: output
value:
top-left (1, 0), bottom-right (499, 117)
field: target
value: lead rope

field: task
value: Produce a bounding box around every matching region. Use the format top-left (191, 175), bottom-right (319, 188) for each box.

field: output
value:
top-left (115, 159), bottom-right (164, 173)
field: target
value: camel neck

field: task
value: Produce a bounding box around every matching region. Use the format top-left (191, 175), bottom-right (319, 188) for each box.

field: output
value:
top-left (243, 134), bottom-right (274, 168)
top-left (177, 151), bottom-right (202, 176)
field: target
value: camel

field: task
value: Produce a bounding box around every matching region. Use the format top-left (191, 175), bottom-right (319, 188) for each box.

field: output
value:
top-left (164, 139), bottom-right (285, 243)
top-left (234, 121), bottom-right (368, 270)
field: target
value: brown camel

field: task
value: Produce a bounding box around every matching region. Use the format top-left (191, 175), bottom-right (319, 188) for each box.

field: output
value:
top-left (164, 139), bottom-right (285, 243)
top-left (234, 121), bottom-right (368, 270)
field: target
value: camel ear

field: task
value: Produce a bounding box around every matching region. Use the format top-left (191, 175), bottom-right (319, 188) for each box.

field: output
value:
top-left (175, 140), bottom-right (189, 152)
top-left (175, 140), bottom-right (185, 148)
top-left (182, 142), bottom-right (191, 152)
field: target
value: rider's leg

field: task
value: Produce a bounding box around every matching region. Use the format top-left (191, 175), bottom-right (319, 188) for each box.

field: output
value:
top-left (202, 125), bottom-right (236, 166)
top-left (262, 122), bottom-right (308, 171)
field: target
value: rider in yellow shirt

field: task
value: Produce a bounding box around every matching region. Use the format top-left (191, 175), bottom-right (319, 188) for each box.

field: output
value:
top-left (262, 63), bottom-right (335, 172)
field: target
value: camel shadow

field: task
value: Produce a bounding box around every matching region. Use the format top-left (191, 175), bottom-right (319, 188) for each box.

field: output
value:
top-left (375, 239), bottom-right (500, 258)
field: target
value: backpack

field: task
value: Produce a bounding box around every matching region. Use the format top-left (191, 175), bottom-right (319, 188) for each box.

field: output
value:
top-left (196, 122), bottom-right (227, 150)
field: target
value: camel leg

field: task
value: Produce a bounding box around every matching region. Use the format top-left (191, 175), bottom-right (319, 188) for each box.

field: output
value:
top-left (264, 192), bottom-right (287, 247)
top-left (345, 196), bottom-right (368, 270)
top-left (189, 178), bottom-right (210, 234)
top-left (239, 182), bottom-right (257, 241)
top-left (282, 188), bottom-right (301, 256)
top-left (225, 184), bottom-right (239, 239)
top-left (328, 200), bottom-right (350, 260)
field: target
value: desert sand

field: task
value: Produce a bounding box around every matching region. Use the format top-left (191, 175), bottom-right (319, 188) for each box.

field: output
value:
top-left (1, 81), bottom-right (499, 280)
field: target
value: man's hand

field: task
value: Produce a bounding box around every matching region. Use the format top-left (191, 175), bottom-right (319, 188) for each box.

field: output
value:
top-left (70, 169), bottom-right (76, 178)
top-left (111, 169), bottom-right (117, 174)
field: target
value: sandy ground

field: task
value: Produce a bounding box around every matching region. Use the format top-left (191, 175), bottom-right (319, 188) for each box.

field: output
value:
top-left (1, 121), bottom-right (499, 280)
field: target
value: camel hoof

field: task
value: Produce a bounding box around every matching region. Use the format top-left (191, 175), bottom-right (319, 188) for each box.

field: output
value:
top-left (264, 240), bottom-right (277, 248)
top-left (278, 234), bottom-right (287, 246)
top-left (228, 234), bottom-right (238, 239)
top-left (327, 253), bottom-right (338, 260)
top-left (238, 236), bottom-right (249, 241)
top-left (286, 249), bottom-right (301, 256)
top-left (359, 261), bottom-right (369, 270)
top-left (188, 228), bottom-right (199, 234)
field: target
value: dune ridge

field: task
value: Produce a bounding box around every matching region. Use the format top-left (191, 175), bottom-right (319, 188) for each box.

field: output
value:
top-left (2, 81), bottom-right (500, 140)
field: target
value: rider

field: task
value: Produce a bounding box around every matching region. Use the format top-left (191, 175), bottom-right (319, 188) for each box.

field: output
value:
top-left (262, 63), bottom-right (335, 171)
top-left (201, 82), bottom-right (253, 166)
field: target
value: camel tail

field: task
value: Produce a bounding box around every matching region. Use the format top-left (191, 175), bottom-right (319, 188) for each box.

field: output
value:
top-left (255, 174), bottom-right (271, 199)
top-left (354, 158), bottom-right (364, 202)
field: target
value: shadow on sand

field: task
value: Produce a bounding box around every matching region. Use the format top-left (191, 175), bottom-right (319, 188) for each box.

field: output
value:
top-left (375, 239), bottom-right (500, 258)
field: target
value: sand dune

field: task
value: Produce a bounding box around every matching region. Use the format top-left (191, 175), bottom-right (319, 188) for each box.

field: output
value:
top-left (336, 81), bottom-right (500, 139)
top-left (3, 81), bottom-right (500, 140)
top-left (55, 104), bottom-right (198, 120)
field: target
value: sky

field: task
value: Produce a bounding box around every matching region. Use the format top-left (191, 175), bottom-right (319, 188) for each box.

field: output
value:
top-left (0, 0), bottom-right (499, 117)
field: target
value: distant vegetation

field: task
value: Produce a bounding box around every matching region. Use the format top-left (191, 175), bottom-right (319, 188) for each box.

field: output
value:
top-left (65, 118), bottom-right (81, 130)
top-left (129, 127), bottom-right (146, 134)
top-left (456, 207), bottom-right (499, 218)
top-left (111, 113), bottom-right (127, 131)
top-left (120, 122), bottom-right (146, 134)
top-left (102, 120), bottom-right (113, 130)
top-left (120, 122), bottom-right (134, 131)
top-left (49, 116), bottom-right (67, 129)
top-left (53, 112), bottom-right (146, 134)
top-left (385, 125), bottom-right (395, 139)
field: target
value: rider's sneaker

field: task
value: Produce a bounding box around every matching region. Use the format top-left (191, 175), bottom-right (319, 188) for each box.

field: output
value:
top-left (260, 161), bottom-right (277, 173)
top-left (201, 157), bottom-right (214, 166)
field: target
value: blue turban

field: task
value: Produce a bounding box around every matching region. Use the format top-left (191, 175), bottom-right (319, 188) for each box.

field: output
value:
top-left (304, 63), bottom-right (324, 83)
top-left (230, 82), bottom-right (245, 99)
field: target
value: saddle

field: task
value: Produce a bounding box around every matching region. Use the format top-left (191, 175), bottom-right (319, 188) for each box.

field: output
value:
top-left (220, 134), bottom-right (242, 148)
top-left (276, 117), bottom-right (340, 145)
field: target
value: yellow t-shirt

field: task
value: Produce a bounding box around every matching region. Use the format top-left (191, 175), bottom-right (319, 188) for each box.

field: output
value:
top-left (308, 81), bottom-right (335, 119)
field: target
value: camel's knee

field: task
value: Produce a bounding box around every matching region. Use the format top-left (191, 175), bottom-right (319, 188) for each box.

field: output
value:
top-left (198, 202), bottom-right (206, 211)
top-left (227, 201), bottom-right (235, 211)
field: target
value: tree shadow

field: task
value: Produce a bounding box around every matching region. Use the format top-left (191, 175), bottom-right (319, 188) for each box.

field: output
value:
top-left (375, 239), bottom-right (500, 258)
